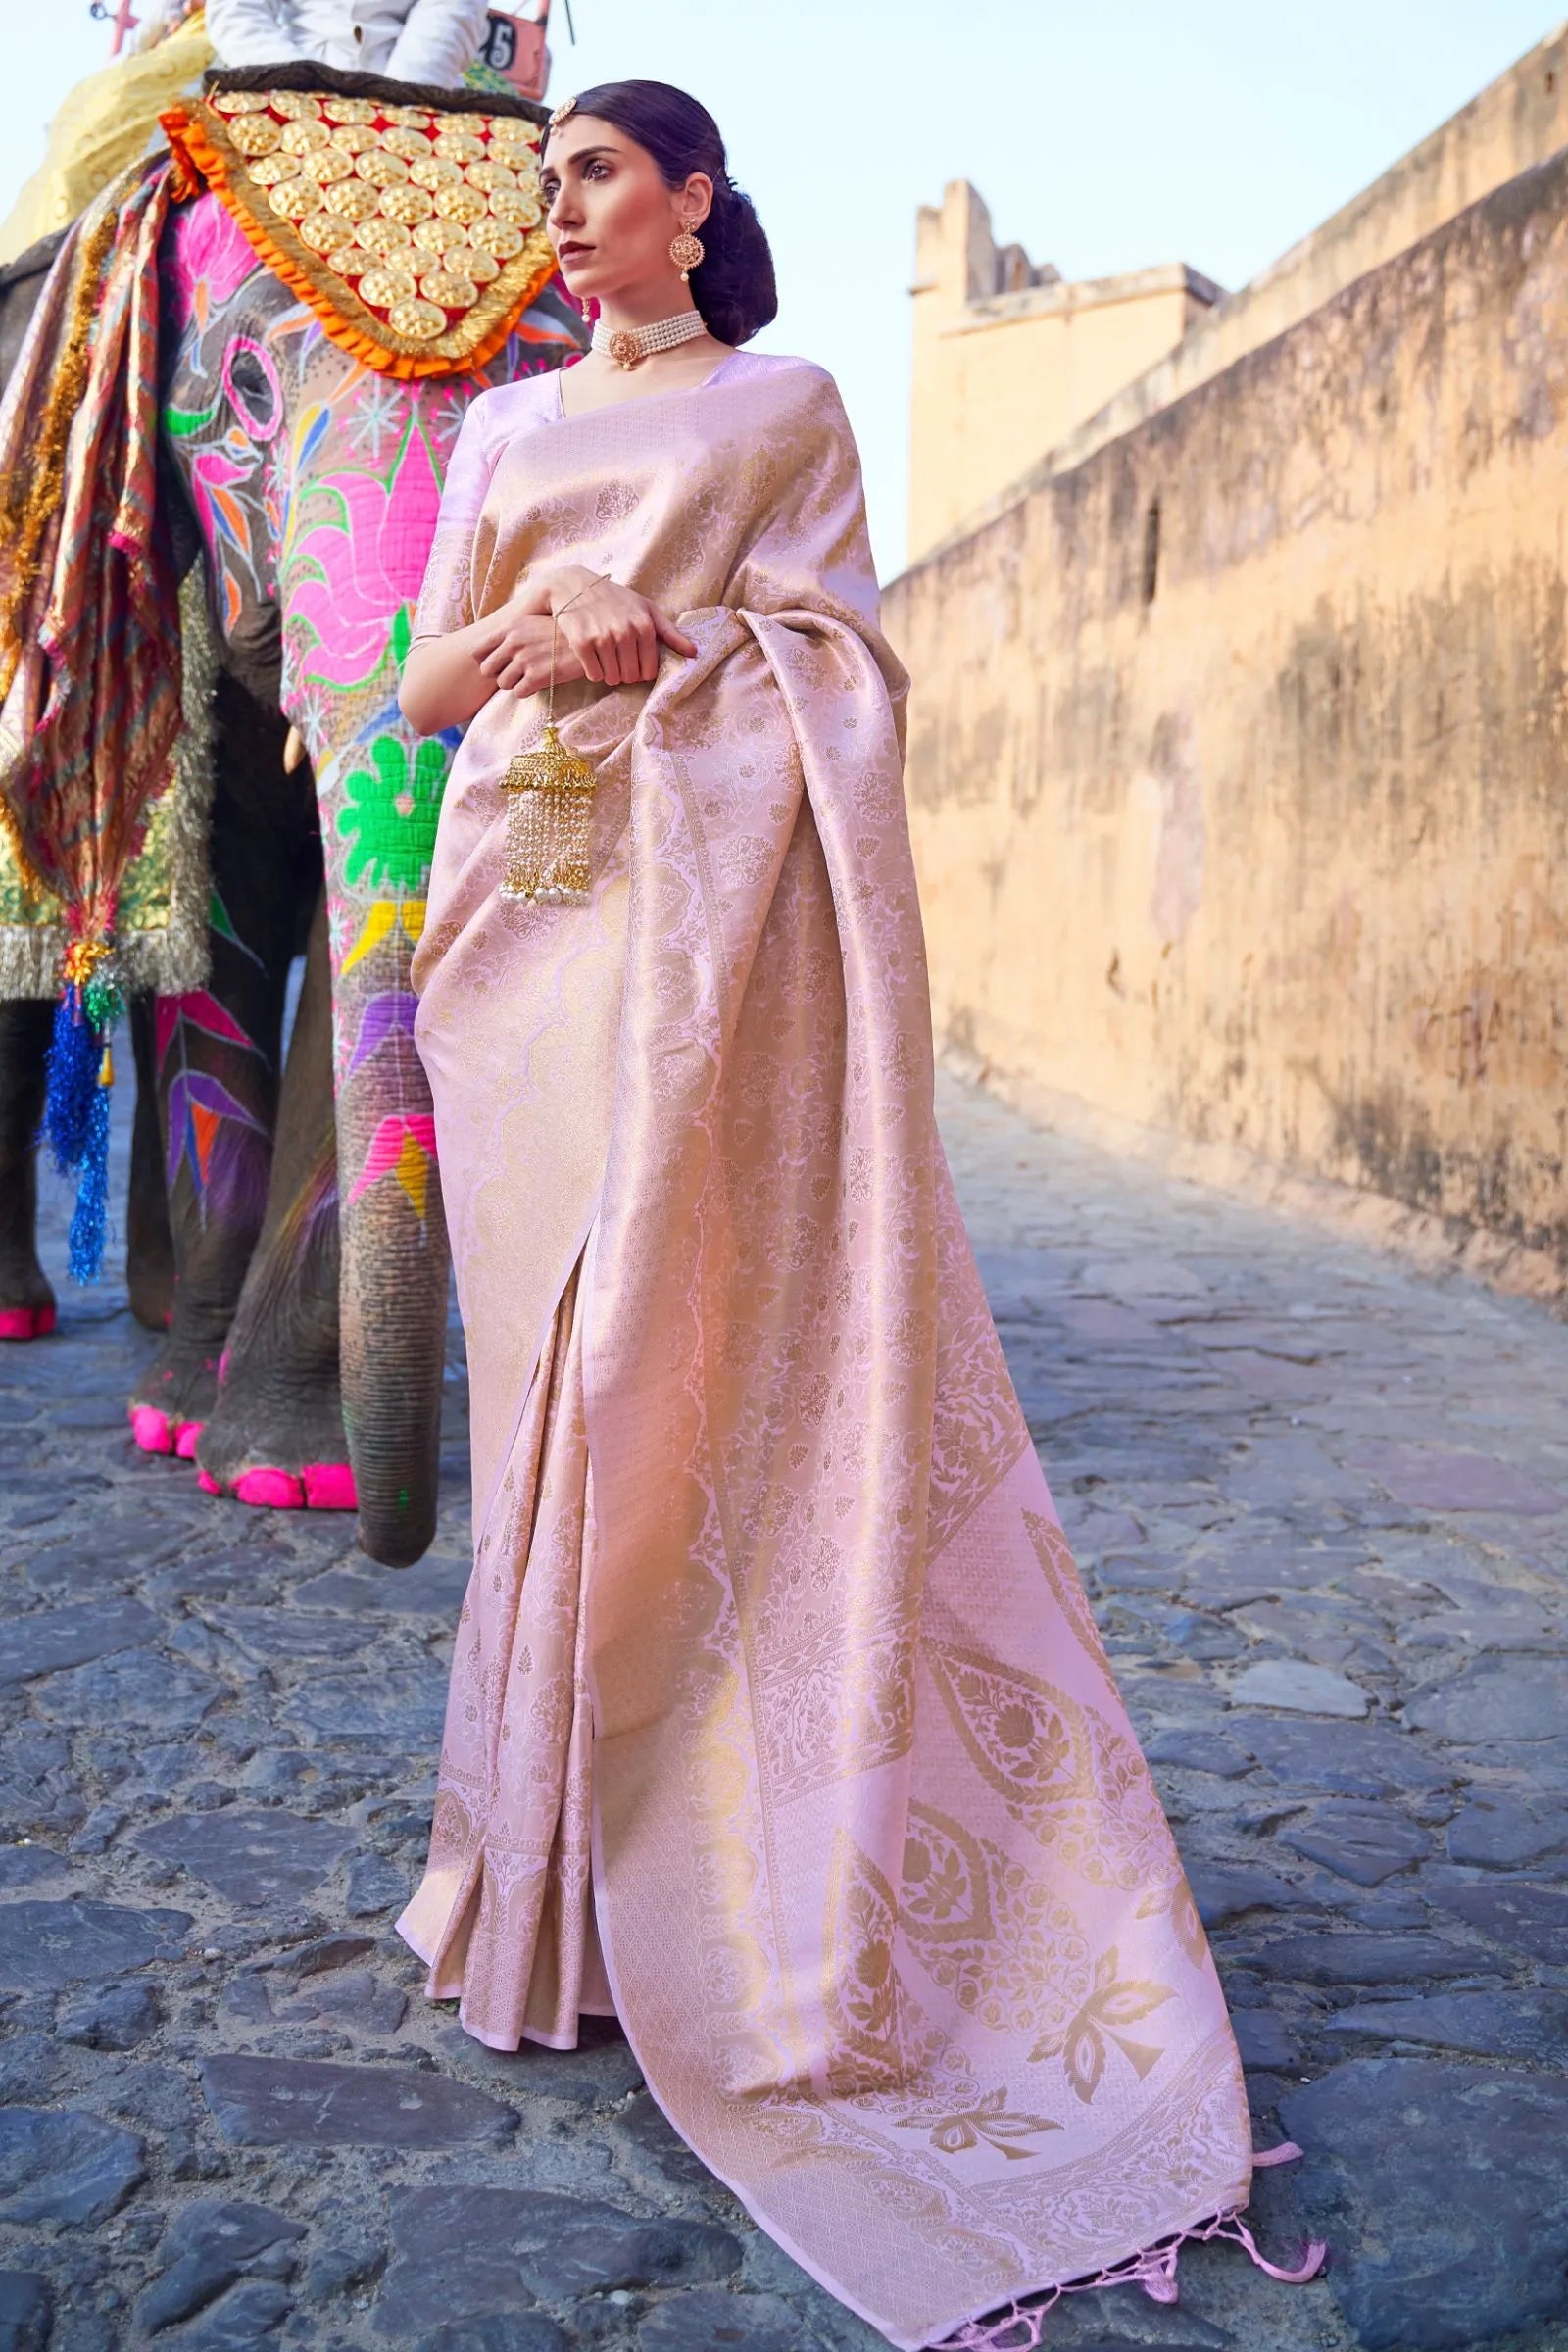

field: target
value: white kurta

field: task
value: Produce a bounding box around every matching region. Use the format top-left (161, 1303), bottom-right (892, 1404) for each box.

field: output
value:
top-left (205, 0), bottom-right (490, 88)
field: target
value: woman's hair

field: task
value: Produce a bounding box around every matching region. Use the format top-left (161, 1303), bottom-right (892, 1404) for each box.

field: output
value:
top-left (544, 79), bottom-right (777, 348)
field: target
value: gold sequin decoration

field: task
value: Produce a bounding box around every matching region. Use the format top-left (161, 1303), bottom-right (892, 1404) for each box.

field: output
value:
top-left (379, 183), bottom-right (434, 226)
top-left (300, 147), bottom-right (355, 184)
top-left (388, 296), bottom-right (447, 339)
top-left (466, 158), bottom-right (517, 192)
top-left (228, 115), bottom-right (282, 158)
top-left (467, 218), bottom-right (524, 259)
top-left (186, 90), bottom-right (557, 368)
top-left (434, 183), bottom-right (487, 227)
top-left (355, 215), bottom-right (413, 254)
top-left (358, 266), bottom-right (419, 310)
top-left (356, 149), bottom-right (410, 186)
top-left (383, 127), bottom-right (436, 160)
top-left (487, 187), bottom-right (541, 228)
top-left (269, 179), bottom-right (319, 220)
top-left (323, 180), bottom-right (379, 223)
top-left (418, 268), bottom-right (479, 309)
top-left (298, 210), bottom-right (347, 254)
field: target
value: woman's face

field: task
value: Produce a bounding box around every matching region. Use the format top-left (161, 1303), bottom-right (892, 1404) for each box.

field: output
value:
top-left (540, 117), bottom-right (710, 309)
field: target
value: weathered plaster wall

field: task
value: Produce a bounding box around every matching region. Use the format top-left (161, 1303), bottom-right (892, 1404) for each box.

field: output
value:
top-left (886, 150), bottom-right (1568, 1272)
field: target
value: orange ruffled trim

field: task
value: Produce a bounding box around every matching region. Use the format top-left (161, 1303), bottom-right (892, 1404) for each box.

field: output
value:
top-left (161, 101), bottom-right (555, 381)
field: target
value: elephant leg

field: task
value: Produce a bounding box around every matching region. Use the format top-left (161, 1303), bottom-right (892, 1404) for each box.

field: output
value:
top-left (125, 995), bottom-right (175, 1333)
top-left (128, 676), bottom-right (300, 1453)
top-left (0, 998), bottom-right (57, 1340)
top-left (194, 889), bottom-right (349, 1506)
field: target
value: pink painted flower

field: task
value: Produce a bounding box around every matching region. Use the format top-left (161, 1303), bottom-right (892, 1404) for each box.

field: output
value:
top-left (282, 426), bottom-right (443, 691)
top-left (167, 193), bottom-right (260, 329)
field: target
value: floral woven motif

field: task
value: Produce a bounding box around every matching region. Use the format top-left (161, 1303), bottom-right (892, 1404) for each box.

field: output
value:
top-left (162, 83), bottom-right (556, 379)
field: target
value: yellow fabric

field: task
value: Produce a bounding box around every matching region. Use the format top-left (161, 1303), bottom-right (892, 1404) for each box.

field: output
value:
top-left (0, 18), bottom-right (212, 267)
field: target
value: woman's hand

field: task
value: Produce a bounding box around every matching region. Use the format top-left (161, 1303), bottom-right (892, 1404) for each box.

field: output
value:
top-left (528, 569), bottom-right (698, 688)
top-left (475, 612), bottom-right (592, 697)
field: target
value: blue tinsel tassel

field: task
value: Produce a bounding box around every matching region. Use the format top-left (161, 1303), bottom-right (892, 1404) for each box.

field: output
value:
top-left (43, 982), bottom-right (112, 1284)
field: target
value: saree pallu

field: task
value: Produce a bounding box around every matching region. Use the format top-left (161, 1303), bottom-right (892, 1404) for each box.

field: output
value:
top-left (399, 356), bottom-right (1256, 2350)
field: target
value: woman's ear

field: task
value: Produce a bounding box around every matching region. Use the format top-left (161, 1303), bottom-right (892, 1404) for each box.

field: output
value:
top-left (680, 171), bottom-right (714, 230)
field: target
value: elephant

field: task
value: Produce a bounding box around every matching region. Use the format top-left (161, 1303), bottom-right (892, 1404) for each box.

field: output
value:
top-left (0, 88), bottom-right (582, 1564)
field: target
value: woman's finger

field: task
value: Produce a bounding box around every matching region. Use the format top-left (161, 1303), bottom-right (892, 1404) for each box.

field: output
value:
top-left (652, 609), bottom-right (699, 657)
top-left (573, 634), bottom-right (606, 685)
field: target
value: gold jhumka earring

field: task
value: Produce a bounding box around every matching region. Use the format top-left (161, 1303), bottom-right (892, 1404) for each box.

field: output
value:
top-left (499, 607), bottom-right (596, 906)
top-left (668, 220), bottom-right (706, 280)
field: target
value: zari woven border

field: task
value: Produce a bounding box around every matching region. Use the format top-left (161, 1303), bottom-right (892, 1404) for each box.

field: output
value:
top-left (161, 80), bottom-right (557, 380)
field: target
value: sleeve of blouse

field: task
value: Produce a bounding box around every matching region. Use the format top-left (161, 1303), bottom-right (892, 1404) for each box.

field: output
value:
top-left (410, 399), bottom-right (496, 646)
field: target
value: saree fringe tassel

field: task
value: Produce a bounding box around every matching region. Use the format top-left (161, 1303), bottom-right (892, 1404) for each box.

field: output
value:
top-left (936, 2146), bottom-right (1328, 2348)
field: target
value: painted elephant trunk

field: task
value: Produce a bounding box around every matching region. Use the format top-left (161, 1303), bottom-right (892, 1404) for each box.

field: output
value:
top-left (337, 1015), bottom-right (450, 1566)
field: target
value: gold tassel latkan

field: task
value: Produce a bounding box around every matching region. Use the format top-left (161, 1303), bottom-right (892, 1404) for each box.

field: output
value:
top-left (500, 722), bottom-right (596, 904)
top-left (498, 599), bottom-right (600, 906)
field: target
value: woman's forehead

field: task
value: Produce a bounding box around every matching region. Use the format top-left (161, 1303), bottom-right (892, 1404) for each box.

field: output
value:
top-left (543, 118), bottom-right (636, 169)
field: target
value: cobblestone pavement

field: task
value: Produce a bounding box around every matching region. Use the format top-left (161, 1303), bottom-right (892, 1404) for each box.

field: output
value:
top-left (3, 1069), bottom-right (1568, 2352)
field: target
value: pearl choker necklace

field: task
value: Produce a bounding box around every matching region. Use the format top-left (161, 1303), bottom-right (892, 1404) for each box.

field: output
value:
top-left (591, 309), bottom-right (707, 371)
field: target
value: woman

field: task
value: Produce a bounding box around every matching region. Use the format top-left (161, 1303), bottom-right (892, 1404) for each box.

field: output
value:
top-left (397, 81), bottom-right (1321, 2352)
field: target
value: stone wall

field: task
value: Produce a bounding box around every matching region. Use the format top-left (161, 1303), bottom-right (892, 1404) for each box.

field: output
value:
top-left (885, 147), bottom-right (1568, 1280)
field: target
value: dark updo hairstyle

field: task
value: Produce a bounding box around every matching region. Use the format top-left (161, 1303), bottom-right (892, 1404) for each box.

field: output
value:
top-left (544, 79), bottom-right (777, 349)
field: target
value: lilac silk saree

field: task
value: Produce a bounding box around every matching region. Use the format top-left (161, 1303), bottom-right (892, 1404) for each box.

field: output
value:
top-left (398, 350), bottom-right (1309, 2350)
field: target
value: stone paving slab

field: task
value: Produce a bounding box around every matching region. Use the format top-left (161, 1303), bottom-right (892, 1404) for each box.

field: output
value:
top-left (3, 1072), bottom-right (1568, 2349)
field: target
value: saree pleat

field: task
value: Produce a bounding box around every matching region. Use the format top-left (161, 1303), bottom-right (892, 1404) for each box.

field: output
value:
top-left (400, 353), bottom-right (1255, 2350)
top-left (400, 1258), bottom-right (612, 2049)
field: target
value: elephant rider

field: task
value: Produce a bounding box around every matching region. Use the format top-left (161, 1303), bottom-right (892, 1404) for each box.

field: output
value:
top-left (206, 0), bottom-right (492, 86)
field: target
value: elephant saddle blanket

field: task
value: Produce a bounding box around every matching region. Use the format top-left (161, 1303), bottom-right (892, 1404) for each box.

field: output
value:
top-left (162, 68), bottom-right (559, 381)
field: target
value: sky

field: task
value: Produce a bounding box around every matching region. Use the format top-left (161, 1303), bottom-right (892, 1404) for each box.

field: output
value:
top-left (3, 1), bottom-right (1561, 575)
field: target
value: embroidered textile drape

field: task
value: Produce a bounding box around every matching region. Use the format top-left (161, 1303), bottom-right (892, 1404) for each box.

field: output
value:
top-left (399, 354), bottom-right (1254, 2350)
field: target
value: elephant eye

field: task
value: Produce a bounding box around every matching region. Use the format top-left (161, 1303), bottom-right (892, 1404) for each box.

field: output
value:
top-left (222, 339), bottom-right (281, 440)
